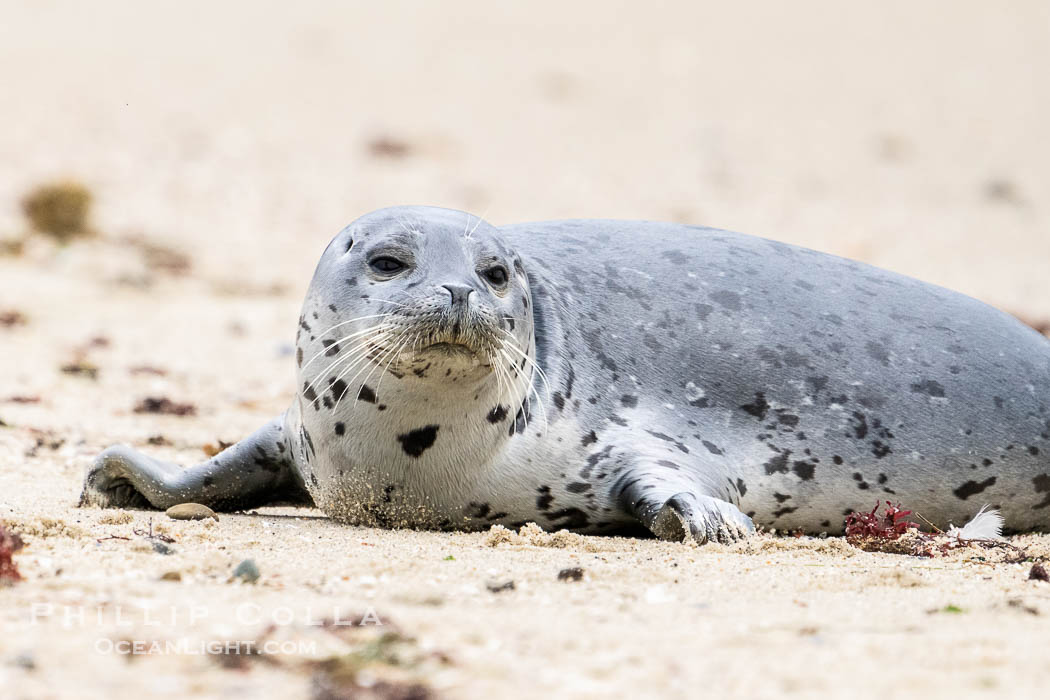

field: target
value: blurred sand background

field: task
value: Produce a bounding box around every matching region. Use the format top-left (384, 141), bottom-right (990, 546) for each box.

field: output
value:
top-left (2, 1), bottom-right (1049, 698)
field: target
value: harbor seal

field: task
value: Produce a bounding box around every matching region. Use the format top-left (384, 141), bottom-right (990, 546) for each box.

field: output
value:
top-left (80, 206), bottom-right (1050, 543)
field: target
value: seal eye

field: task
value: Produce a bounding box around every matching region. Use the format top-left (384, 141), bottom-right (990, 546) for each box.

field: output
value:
top-left (370, 257), bottom-right (405, 274)
top-left (483, 266), bottom-right (508, 287)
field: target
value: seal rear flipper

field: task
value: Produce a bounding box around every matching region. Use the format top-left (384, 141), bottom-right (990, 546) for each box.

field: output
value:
top-left (79, 413), bottom-right (313, 512)
top-left (615, 465), bottom-right (755, 544)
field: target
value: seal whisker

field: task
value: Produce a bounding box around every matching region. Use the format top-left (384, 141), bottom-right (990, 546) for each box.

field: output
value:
top-left (310, 313), bottom-right (397, 344)
top-left (497, 332), bottom-right (551, 435)
top-left (345, 327), bottom-right (413, 410)
top-left (303, 326), bottom-right (397, 396)
top-left (466, 205), bottom-right (490, 239)
top-left (315, 338), bottom-right (395, 407)
top-left (374, 329), bottom-right (417, 398)
top-left (331, 332), bottom-right (400, 408)
top-left (362, 297), bottom-right (415, 309)
top-left (300, 321), bottom-right (396, 376)
top-left (497, 328), bottom-right (553, 401)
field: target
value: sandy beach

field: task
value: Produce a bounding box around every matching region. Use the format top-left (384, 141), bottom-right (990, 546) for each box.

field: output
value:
top-left (2, 1), bottom-right (1050, 698)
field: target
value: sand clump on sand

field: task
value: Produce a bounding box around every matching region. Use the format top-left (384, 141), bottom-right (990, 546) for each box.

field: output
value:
top-left (484, 523), bottom-right (608, 552)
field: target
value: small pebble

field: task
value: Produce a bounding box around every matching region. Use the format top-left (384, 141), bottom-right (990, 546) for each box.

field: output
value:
top-left (11, 651), bottom-right (36, 670)
top-left (159, 570), bottom-right (182, 582)
top-left (1029, 563), bottom-right (1049, 582)
top-left (231, 558), bottom-right (260, 584)
top-left (151, 541), bottom-right (175, 555)
top-left (486, 580), bottom-right (515, 593)
top-left (166, 503), bottom-right (218, 521)
top-left (557, 567), bottom-right (584, 582)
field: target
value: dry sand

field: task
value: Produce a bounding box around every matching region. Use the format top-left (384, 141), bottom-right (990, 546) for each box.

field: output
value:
top-left (2, 1), bottom-right (1050, 698)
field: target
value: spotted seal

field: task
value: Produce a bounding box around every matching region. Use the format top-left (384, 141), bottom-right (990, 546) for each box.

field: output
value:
top-left (80, 206), bottom-right (1050, 543)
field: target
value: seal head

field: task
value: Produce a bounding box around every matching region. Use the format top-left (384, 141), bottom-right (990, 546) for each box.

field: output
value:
top-left (292, 206), bottom-right (541, 525)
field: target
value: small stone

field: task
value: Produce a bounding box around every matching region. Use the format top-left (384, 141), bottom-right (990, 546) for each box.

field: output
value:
top-left (151, 541), bottom-right (175, 555)
top-left (557, 567), bottom-right (584, 582)
top-left (11, 651), bottom-right (35, 670)
top-left (160, 570), bottom-right (182, 582)
top-left (166, 503), bottom-right (218, 521)
top-left (486, 580), bottom-right (515, 593)
top-left (1029, 563), bottom-right (1049, 582)
top-left (231, 558), bottom-right (260, 584)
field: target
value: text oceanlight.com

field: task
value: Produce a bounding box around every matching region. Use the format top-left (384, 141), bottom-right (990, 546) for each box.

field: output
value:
top-left (95, 638), bottom-right (318, 656)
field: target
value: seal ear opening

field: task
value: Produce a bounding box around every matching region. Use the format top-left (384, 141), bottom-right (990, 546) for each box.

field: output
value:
top-left (345, 237), bottom-right (355, 254)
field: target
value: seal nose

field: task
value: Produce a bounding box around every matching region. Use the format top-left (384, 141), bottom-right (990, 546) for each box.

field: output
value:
top-left (442, 284), bottom-right (474, 309)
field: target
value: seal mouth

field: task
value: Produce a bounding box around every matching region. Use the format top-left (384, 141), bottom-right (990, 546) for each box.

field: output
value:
top-left (418, 341), bottom-right (479, 358)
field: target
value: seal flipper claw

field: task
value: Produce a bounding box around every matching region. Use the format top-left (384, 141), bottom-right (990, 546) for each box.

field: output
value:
top-left (80, 414), bottom-right (312, 512)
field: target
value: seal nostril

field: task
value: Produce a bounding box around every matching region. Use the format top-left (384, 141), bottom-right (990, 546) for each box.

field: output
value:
top-left (442, 284), bottom-right (474, 308)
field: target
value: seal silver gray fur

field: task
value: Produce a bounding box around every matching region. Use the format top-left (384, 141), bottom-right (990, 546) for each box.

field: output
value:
top-left (80, 206), bottom-right (1050, 543)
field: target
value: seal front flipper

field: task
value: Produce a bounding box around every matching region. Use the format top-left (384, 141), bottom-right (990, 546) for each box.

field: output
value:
top-left (79, 414), bottom-right (312, 511)
top-left (615, 463), bottom-right (755, 544)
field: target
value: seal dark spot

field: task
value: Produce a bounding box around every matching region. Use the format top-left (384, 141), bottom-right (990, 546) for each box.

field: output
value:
top-left (953, 477), bottom-right (996, 500)
top-left (710, 289), bottom-right (742, 311)
top-left (253, 445), bottom-right (284, 474)
top-left (203, 477), bottom-right (214, 487)
top-left (865, 341), bottom-right (890, 367)
top-left (466, 502), bottom-right (491, 519)
top-left (1029, 446), bottom-right (1040, 457)
top-left (397, 425), bottom-right (439, 458)
top-left (792, 461), bottom-right (815, 480)
top-left (321, 339), bottom-right (340, 356)
top-left (487, 405), bottom-right (508, 423)
top-left (832, 455), bottom-right (843, 465)
top-left (806, 376), bottom-right (829, 394)
top-left (645, 430), bottom-right (689, 453)
top-left (358, 385), bottom-right (377, 403)
top-left (566, 482), bottom-right (591, 493)
top-left (621, 395), bottom-right (638, 408)
top-left (736, 478), bottom-right (747, 496)
top-left (1034, 474), bottom-right (1050, 509)
top-left (296, 347), bottom-right (303, 367)
top-left (334, 422), bottom-right (345, 436)
top-left (848, 412), bottom-right (868, 440)
top-left (702, 440), bottom-right (723, 456)
top-left (547, 508), bottom-right (589, 529)
top-left (536, 486), bottom-right (553, 510)
top-left (741, 393), bottom-right (770, 420)
top-left (302, 383), bottom-right (318, 401)
top-left (581, 430), bottom-right (598, 446)
top-left (764, 451), bottom-right (790, 475)
top-left (910, 379), bottom-right (946, 398)
top-left (773, 506), bottom-right (798, 518)
top-left (774, 492), bottom-right (791, 503)
top-left (552, 392), bottom-right (565, 411)
top-left (661, 250), bottom-right (689, 265)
